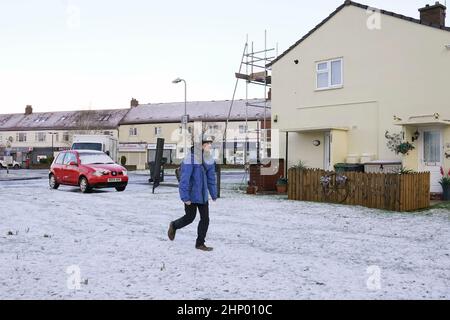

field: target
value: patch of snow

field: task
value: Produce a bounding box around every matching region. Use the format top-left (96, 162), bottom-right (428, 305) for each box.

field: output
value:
top-left (0, 174), bottom-right (448, 299)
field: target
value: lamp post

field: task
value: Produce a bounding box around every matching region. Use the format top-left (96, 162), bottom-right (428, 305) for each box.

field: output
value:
top-left (172, 78), bottom-right (188, 157)
top-left (49, 132), bottom-right (57, 159)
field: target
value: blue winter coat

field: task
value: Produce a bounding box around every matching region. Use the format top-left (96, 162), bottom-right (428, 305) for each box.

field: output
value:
top-left (179, 151), bottom-right (217, 204)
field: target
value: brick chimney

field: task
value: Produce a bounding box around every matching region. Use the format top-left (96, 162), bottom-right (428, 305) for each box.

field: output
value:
top-left (130, 98), bottom-right (139, 108)
top-left (25, 105), bottom-right (33, 115)
top-left (419, 2), bottom-right (446, 27)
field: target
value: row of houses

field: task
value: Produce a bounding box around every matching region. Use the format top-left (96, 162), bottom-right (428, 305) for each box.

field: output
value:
top-left (0, 99), bottom-right (271, 170)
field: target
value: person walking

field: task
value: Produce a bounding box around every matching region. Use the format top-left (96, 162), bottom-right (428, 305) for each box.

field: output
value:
top-left (168, 137), bottom-right (217, 251)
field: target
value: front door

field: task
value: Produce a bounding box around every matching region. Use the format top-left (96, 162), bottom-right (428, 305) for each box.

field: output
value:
top-left (419, 128), bottom-right (443, 193)
top-left (324, 132), bottom-right (331, 171)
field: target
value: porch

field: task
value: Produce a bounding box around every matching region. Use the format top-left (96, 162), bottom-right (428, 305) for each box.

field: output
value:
top-left (396, 114), bottom-right (450, 194)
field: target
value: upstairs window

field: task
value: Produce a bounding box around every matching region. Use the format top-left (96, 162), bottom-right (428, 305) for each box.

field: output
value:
top-left (16, 132), bottom-right (27, 142)
top-left (129, 128), bottom-right (138, 136)
top-left (239, 125), bottom-right (247, 134)
top-left (35, 132), bottom-right (46, 142)
top-left (316, 58), bottom-right (343, 90)
top-left (154, 127), bottom-right (162, 136)
top-left (63, 132), bottom-right (70, 142)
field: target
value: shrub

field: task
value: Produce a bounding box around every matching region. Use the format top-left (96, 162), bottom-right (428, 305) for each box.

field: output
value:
top-left (290, 160), bottom-right (308, 170)
top-left (439, 167), bottom-right (450, 187)
top-left (395, 167), bottom-right (415, 174)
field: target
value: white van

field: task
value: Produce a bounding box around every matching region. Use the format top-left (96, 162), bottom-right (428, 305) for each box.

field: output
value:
top-left (71, 135), bottom-right (119, 162)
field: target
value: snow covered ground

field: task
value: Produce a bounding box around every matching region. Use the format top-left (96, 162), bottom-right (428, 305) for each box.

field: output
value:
top-left (0, 170), bottom-right (449, 299)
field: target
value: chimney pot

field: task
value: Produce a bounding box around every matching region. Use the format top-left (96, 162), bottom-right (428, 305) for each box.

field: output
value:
top-left (419, 2), bottom-right (446, 27)
top-left (130, 98), bottom-right (139, 108)
top-left (25, 105), bottom-right (33, 115)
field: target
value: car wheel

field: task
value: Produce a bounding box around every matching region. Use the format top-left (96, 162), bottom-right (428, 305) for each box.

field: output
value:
top-left (14, 164), bottom-right (20, 170)
top-left (115, 186), bottom-right (126, 192)
top-left (79, 177), bottom-right (92, 193)
top-left (49, 174), bottom-right (60, 190)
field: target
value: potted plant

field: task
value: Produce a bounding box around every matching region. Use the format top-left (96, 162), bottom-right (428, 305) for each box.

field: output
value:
top-left (276, 177), bottom-right (288, 193)
top-left (395, 142), bottom-right (415, 155)
top-left (439, 167), bottom-right (450, 201)
top-left (385, 131), bottom-right (415, 155)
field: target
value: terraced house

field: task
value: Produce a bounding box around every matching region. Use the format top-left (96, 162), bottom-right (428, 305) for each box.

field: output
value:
top-left (119, 99), bottom-right (271, 170)
top-left (0, 105), bottom-right (128, 165)
top-left (270, 1), bottom-right (450, 193)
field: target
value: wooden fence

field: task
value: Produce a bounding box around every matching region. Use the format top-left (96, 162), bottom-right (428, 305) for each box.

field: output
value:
top-left (287, 168), bottom-right (430, 212)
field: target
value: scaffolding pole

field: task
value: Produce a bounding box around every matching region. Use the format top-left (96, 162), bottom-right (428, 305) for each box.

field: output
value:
top-left (225, 31), bottom-right (276, 169)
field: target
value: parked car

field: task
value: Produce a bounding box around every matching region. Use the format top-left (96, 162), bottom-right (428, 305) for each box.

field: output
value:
top-left (49, 150), bottom-right (128, 193)
top-left (0, 158), bottom-right (22, 169)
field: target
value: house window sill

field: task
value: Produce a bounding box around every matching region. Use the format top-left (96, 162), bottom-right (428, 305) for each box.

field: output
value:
top-left (315, 86), bottom-right (344, 92)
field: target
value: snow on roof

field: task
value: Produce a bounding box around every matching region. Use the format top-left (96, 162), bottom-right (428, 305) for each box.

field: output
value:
top-left (0, 108), bottom-right (130, 132)
top-left (120, 99), bottom-right (271, 125)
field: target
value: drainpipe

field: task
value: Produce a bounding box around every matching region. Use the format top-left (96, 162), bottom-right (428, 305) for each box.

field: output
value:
top-left (285, 132), bottom-right (289, 178)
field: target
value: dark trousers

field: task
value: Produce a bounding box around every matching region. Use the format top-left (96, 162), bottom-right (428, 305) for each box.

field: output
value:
top-left (172, 203), bottom-right (209, 247)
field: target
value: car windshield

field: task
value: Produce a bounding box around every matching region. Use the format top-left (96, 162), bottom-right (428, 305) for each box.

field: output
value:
top-left (79, 153), bottom-right (115, 165)
top-left (72, 142), bottom-right (102, 151)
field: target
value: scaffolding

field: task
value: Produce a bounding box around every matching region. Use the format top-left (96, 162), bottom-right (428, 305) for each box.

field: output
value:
top-left (224, 31), bottom-right (276, 167)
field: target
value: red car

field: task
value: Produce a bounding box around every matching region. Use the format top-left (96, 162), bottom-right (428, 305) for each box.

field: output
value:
top-left (49, 150), bottom-right (128, 193)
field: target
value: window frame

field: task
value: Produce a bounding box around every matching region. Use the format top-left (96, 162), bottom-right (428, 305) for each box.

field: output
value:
top-left (63, 152), bottom-right (77, 165)
top-left (129, 127), bottom-right (138, 136)
top-left (55, 152), bottom-right (66, 165)
top-left (315, 58), bottom-right (344, 91)
top-left (16, 132), bottom-right (27, 142)
top-left (35, 132), bottom-right (46, 142)
top-left (63, 132), bottom-right (70, 142)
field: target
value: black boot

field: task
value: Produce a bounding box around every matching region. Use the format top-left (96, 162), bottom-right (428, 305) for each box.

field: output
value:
top-left (168, 222), bottom-right (176, 241)
top-left (196, 244), bottom-right (213, 251)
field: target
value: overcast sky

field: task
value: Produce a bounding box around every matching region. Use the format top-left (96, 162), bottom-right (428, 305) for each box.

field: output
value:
top-left (0, 0), bottom-right (439, 113)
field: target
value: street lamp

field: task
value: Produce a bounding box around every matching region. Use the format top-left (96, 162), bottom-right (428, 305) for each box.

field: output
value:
top-left (172, 78), bottom-right (188, 157)
top-left (48, 132), bottom-right (57, 158)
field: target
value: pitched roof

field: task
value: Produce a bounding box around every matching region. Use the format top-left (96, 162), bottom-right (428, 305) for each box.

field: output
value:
top-left (0, 108), bottom-right (129, 132)
top-left (120, 99), bottom-right (271, 125)
top-left (268, 0), bottom-right (450, 67)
